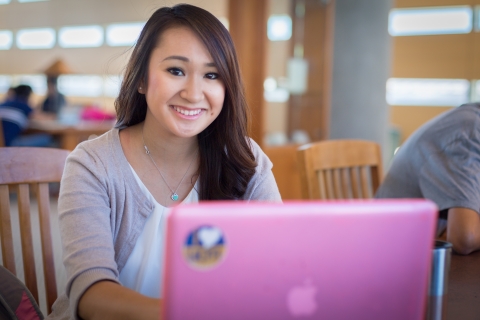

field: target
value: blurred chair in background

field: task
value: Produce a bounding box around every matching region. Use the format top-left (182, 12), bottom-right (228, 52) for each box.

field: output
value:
top-left (0, 147), bottom-right (69, 314)
top-left (297, 139), bottom-right (383, 200)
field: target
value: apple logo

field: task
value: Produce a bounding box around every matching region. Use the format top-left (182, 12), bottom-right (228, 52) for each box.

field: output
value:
top-left (287, 279), bottom-right (318, 317)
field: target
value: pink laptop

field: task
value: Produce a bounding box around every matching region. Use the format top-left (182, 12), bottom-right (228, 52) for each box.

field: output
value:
top-left (162, 199), bottom-right (437, 320)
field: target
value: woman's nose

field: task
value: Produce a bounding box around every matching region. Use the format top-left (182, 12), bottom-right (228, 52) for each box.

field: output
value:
top-left (180, 77), bottom-right (204, 103)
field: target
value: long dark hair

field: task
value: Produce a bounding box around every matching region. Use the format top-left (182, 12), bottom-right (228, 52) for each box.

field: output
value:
top-left (115, 4), bottom-right (256, 200)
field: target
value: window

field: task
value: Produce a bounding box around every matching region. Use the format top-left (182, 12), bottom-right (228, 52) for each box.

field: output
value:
top-left (104, 75), bottom-right (122, 97)
top-left (476, 6), bottom-right (480, 32)
top-left (12, 74), bottom-right (47, 94)
top-left (386, 78), bottom-right (470, 106)
top-left (472, 80), bottom-right (480, 102)
top-left (0, 75), bottom-right (12, 93)
top-left (106, 23), bottom-right (143, 46)
top-left (267, 15), bottom-right (292, 41)
top-left (59, 25), bottom-right (103, 48)
top-left (0, 0), bottom-right (11, 5)
top-left (389, 6), bottom-right (472, 36)
top-left (0, 30), bottom-right (13, 50)
top-left (58, 75), bottom-right (103, 97)
top-left (16, 28), bottom-right (55, 49)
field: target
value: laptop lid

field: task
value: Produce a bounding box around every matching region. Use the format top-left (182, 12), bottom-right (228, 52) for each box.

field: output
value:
top-left (163, 199), bottom-right (437, 320)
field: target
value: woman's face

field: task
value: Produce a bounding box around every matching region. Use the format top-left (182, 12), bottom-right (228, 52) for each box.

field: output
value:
top-left (141, 26), bottom-right (225, 139)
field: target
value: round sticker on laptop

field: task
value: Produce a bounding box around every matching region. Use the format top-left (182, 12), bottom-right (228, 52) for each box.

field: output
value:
top-left (183, 225), bottom-right (226, 270)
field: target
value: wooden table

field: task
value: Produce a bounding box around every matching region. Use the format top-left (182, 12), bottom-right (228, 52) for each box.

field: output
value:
top-left (27, 119), bottom-right (115, 151)
top-left (447, 250), bottom-right (480, 319)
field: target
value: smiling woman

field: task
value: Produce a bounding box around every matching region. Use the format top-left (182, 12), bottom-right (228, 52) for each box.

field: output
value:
top-left (139, 27), bottom-right (225, 140)
top-left (47, 4), bottom-right (281, 320)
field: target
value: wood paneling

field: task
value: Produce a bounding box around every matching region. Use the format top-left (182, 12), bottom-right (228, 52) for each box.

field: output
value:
top-left (390, 106), bottom-right (453, 143)
top-left (264, 145), bottom-right (302, 200)
top-left (392, 34), bottom-right (473, 79)
top-left (391, 0), bottom-right (480, 142)
top-left (228, 0), bottom-right (268, 146)
top-left (473, 33), bottom-right (480, 79)
top-left (287, 0), bottom-right (335, 141)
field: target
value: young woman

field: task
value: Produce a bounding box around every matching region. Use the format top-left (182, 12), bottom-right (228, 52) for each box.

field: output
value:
top-left (47, 4), bottom-right (281, 320)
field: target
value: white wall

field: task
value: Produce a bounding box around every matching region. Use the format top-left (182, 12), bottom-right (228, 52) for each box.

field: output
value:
top-left (0, 0), bottom-right (227, 75)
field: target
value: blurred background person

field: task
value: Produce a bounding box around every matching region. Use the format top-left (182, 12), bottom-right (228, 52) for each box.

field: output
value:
top-left (40, 58), bottom-right (72, 116)
top-left (42, 75), bottom-right (66, 115)
top-left (3, 87), bottom-right (15, 102)
top-left (0, 84), bottom-right (54, 147)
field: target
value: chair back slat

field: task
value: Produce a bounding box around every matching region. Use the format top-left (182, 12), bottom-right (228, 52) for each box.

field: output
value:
top-left (349, 167), bottom-right (360, 199)
top-left (332, 169), bottom-right (341, 199)
top-left (340, 168), bottom-right (349, 199)
top-left (371, 166), bottom-right (381, 192)
top-left (36, 182), bottom-right (58, 310)
top-left (297, 140), bottom-right (383, 200)
top-left (0, 120), bottom-right (5, 147)
top-left (0, 184), bottom-right (15, 273)
top-left (317, 170), bottom-right (327, 200)
top-left (0, 147), bottom-right (69, 314)
top-left (359, 166), bottom-right (370, 199)
top-left (324, 170), bottom-right (333, 199)
top-left (17, 183), bottom-right (39, 303)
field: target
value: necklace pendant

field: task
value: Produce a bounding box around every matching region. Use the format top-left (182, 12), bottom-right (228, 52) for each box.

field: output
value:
top-left (171, 193), bottom-right (179, 201)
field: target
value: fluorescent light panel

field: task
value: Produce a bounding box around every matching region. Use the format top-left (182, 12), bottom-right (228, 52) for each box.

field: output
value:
top-left (16, 28), bottom-right (55, 49)
top-left (0, 30), bottom-right (13, 50)
top-left (59, 25), bottom-right (103, 48)
top-left (106, 23), bottom-right (143, 46)
top-left (389, 6), bottom-right (472, 36)
top-left (386, 78), bottom-right (470, 106)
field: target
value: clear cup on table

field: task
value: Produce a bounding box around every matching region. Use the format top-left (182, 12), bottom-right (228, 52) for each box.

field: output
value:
top-left (427, 240), bottom-right (452, 320)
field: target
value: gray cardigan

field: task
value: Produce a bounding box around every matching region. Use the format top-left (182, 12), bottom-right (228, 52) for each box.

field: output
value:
top-left (47, 128), bottom-right (281, 319)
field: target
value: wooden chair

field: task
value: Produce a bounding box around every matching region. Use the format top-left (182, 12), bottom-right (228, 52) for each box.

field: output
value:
top-left (0, 147), bottom-right (69, 314)
top-left (0, 119), bottom-right (5, 147)
top-left (297, 139), bottom-right (383, 200)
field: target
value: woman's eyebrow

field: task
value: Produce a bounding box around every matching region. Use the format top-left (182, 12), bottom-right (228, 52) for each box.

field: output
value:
top-left (163, 55), bottom-right (189, 62)
top-left (163, 55), bottom-right (216, 67)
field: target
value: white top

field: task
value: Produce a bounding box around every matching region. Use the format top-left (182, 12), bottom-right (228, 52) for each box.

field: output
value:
top-left (119, 164), bottom-right (199, 298)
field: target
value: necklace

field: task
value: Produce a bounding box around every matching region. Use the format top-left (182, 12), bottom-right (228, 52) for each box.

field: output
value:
top-left (142, 128), bottom-right (197, 201)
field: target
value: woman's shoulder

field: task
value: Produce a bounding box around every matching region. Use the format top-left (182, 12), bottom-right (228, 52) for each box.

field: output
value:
top-left (65, 128), bottom-right (124, 173)
top-left (245, 137), bottom-right (273, 177)
top-left (243, 137), bottom-right (282, 201)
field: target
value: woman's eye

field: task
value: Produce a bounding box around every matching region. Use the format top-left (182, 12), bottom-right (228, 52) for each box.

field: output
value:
top-left (205, 73), bottom-right (220, 80)
top-left (168, 68), bottom-right (184, 76)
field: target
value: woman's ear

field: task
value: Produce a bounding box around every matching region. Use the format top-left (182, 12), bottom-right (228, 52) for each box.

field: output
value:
top-left (138, 83), bottom-right (146, 94)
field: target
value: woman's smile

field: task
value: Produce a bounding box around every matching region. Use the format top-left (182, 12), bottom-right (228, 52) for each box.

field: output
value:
top-left (171, 105), bottom-right (205, 119)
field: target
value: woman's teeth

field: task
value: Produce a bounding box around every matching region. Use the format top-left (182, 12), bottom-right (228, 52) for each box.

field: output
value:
top-left (173, 106), bottom-right (202, 116)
